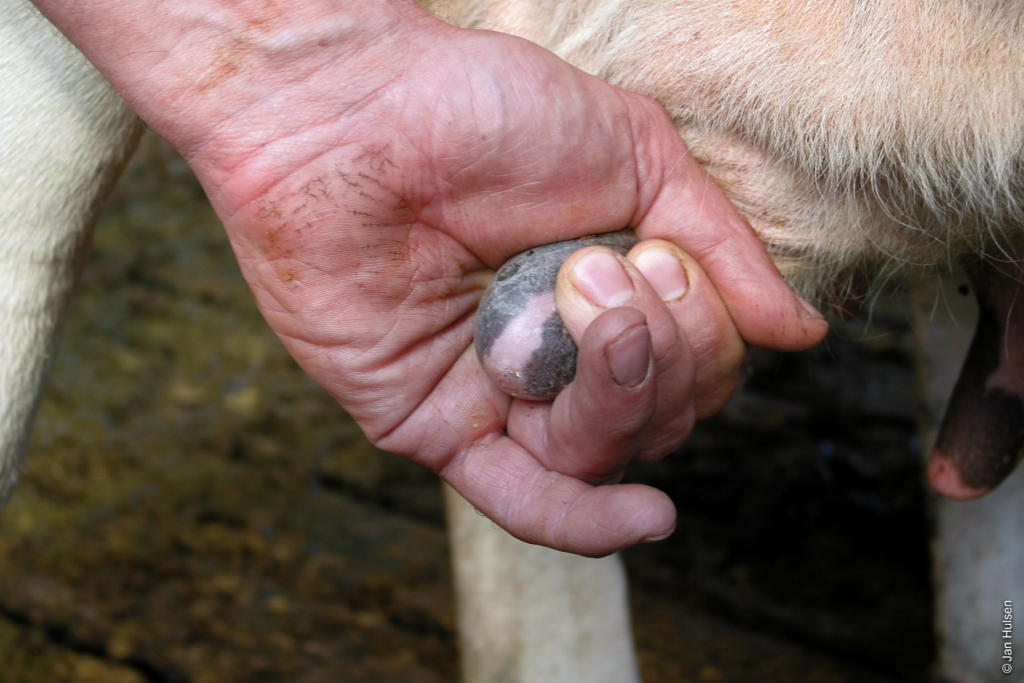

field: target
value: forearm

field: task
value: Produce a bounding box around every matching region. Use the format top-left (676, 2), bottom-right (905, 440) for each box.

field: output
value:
top-left (31, 0), bottom-right (445, 179)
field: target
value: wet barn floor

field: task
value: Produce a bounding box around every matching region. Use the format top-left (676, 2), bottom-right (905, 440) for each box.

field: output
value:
top-left (0, 133), bottom-right (933, 683)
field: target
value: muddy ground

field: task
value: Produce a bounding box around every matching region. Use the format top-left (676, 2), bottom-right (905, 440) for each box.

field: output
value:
top-left (0, 132), bottom-right (935, 682)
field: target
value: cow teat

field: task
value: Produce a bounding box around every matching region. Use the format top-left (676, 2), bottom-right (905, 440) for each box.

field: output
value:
top-left (929, 254), bottom-right (1024, 499)
top-left (474, 229), bottom-right (638, 399)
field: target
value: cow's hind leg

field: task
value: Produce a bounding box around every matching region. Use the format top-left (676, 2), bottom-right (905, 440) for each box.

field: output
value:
top-left (444, 484), bottom-right (641, 683)
top-left (0, 0), bottom-right (142, 508)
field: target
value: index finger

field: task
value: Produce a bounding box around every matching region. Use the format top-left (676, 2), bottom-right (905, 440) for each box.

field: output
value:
top-left (444, 432), bottom-right (677, 557)
top-left (377, 344), bottom-right (676, 555)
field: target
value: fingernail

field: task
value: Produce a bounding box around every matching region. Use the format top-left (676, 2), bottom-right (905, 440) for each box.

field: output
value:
top-left (633, 248), bottom-right (689, 302)
top-left (796, 292), bottom-right (824, 319)
top-left (572, 250), bottom-right (634, 307)
top-left (642, 522), bottom-right (676, 543)
top-left (606, 325), bottom-right (650, 388)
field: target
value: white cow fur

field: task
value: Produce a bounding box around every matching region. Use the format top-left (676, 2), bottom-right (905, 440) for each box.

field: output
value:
top-left (436, 0), bottom-right (1024, 300)
top-left (2, 0), bottom-right (1022, 682)
top-left (0, 0), bottom-right (142, 506)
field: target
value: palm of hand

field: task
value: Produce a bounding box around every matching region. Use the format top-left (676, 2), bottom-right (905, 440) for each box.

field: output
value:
top-left (169, 24), bottom-right (822, 554)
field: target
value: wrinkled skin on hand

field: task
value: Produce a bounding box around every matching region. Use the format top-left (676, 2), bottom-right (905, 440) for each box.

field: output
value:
top-left (38, 0), bottom-right (827, 555)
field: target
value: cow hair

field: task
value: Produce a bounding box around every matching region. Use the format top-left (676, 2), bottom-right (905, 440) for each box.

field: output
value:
top-left (429, 0), bottom-right (1024, 301)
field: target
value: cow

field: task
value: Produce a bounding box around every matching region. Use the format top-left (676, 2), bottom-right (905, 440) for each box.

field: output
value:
top-left (427, 2), bottom-right (1024, 681)
top-left (2, 0), bottom-right (1022, 682)
top-left (0, 0), bottom-right (143, 507)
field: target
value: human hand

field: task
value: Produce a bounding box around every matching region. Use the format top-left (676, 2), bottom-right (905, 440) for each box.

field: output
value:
top-left (36, 0), bottom-right (827, 555)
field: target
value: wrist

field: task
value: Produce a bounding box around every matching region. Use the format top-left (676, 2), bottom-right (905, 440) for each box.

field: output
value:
top-left (32, 0), bottom-right (449, 163)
